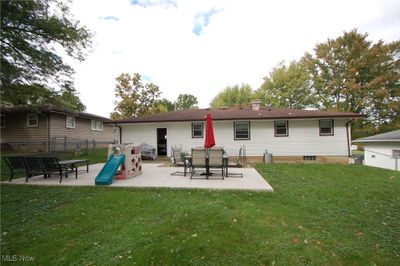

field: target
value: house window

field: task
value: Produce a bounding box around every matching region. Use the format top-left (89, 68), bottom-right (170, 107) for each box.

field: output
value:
top-left (192, 122), bottom-right (203, 138)
top-left (91, 120), bottom-right (103, 131)
top-left (234, 121), bottom-right (250, 140)
top-left (274, 120), bottom-right (288, 137)
top-left (393, 150), bottom-right (400, 158)
top-left (320, 119), bottom-right (334, 136)
top-left (66, 115), bottom-right (76, 128)
top-left (27, 113), bottom-right (38, 127)
top-left (0, 114), bottom-right (4, 128)
top-left (304, 156), bottom-right (316, 161)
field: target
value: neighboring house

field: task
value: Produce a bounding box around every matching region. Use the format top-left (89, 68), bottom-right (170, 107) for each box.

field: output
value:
top-left (114, 100), bottom-right (364, 163)
top-left (353, 130), bottom-right (400, 171)
top-left (0, 104), bottom-right (119, 152)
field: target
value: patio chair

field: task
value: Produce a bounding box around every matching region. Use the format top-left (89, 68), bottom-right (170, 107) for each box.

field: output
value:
top-left (208, 147), bottom-right (225, 179)
top-left (226, 147), bottom-right (244, 178)
top-left (23, 156), bottom-right (47, 183)
top-left (3, 156), bottom-right (28, 182)
top-left (171, 146), bottom-right (184, 167)
top-left (170, 146), bottom-right (188, 176)
top-left (190, 147), bottom-right (207, 179)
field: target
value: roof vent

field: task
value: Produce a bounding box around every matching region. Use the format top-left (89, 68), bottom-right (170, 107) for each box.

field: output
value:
top-left (264, 105), bottom-right (272, 111)
top-left (252, 99), bottom-right (261, 111)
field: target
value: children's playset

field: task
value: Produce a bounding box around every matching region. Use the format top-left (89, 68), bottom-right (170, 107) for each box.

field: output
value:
top-left (95, 144), bottom-right (142, 185)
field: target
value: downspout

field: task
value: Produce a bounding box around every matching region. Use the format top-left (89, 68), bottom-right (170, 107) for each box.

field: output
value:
top-left (345, 119), bottom-right (355, 158)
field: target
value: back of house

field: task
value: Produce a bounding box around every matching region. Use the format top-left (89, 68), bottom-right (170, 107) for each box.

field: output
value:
top-left (113, 101), bottom-right (364, 163)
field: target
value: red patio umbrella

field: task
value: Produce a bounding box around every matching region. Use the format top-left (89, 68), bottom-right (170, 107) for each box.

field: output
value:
top-left (204, 113), bottom-right (215, 148)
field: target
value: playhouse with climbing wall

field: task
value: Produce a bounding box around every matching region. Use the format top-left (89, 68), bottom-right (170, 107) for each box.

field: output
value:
top-left (109, 144), bottom-right (142, 179)
top-left (95, 143), bottom-right (142, 185)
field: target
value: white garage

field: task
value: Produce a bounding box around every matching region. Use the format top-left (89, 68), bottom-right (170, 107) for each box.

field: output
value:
top-left (353, 130), bottom-right (400, 171)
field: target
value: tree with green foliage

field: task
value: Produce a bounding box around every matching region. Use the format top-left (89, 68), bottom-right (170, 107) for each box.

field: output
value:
top-left (151, 98), bottom-right (174, 114)
top-left (305, 29), bottom-right (400, 127)
top-left (0, 0), bottom-right (92, 110)
top-left (174, 94), bottom-right (198, 110)
top-left (210, 84), bottom-right (255, 108)
top-left (53, 83), bottom-right (86, 112)
top-left (111, 73), bottom-right (161, 119)
top-left (256, 59), bottom-right (317, 108)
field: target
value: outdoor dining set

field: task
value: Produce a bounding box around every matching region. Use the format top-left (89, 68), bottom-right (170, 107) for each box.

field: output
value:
top-left (171, 146), bottom-right (243, 179)
top-left (170, 112), bottom-right (244, 179)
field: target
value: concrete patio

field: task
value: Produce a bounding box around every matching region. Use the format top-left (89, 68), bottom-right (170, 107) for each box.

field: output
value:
top-left (3, 163), bottom-right (273, 192)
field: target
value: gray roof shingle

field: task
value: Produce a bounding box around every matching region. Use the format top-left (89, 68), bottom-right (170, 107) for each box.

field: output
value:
top-left (353, 130), bottom-right (400, 143)
top-left (114, 106), bottom-right (364, 123)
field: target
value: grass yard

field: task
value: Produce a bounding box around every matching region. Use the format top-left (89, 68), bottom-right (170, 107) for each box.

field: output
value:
top-left (1, 164), bottom-right (399, 265)
top-left (0, 148), bottom-right (108, 181)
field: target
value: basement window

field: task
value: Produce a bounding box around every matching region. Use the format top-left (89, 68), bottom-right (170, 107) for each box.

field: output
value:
top-left (393, 150), bottom-right (400, 158)
top-left (303, 156), bottom-right (316, 161)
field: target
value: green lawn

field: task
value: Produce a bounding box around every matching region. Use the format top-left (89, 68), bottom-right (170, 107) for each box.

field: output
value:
top-left (1, 164), bottom-right (399, 265)
top-left (0, 148), bottom-right (108, 181)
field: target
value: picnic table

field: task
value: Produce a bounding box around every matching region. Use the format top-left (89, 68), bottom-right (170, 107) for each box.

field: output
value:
top-left (58, 159), bottom-right (90, 173)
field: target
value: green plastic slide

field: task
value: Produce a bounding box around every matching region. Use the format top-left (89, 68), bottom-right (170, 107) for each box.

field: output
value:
top-left (95, 154), bottom-right (125, 185)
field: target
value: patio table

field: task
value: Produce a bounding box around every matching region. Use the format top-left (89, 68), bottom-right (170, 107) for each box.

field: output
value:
top-left (56, 159), bottom-right (90, 179)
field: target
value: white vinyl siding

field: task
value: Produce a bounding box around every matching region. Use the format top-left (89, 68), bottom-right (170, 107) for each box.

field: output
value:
top-left (120, 119), bottom-right (349, 157)
top-left (66, 115), bottom-right (76, 128)
top-left (27, 113), bottom-right (38, 127)
top-left (364, 143), bottom-right (400, 171)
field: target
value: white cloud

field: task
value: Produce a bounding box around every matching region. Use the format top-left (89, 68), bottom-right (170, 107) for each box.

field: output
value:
top-left (69, 0), bottom-right (400, 117)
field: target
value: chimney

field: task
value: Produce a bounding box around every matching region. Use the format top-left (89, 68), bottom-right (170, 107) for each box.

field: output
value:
top-left (251, 99), bottom-right (261, 111)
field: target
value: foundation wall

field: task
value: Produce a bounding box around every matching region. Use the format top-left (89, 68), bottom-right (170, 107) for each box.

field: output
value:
top-left (243, 155), bottom-right (349, 164)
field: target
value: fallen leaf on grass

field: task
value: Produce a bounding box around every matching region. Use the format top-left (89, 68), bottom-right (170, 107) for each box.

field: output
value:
top-left (316, 240), bottom-right (323, 251)
top-left (304, 239), bottom-right (309, 245)
top-left (291, 236), bottom-right (299, 244)
top-left (353, 230), bottom-right (363, 237)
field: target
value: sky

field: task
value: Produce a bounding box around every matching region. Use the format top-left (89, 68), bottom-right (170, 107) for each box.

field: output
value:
top-left (68, 0), bottom-right (400, 117)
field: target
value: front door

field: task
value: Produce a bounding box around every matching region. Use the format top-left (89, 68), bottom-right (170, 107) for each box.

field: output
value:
top-left (157, 128), bottom-right (167, 156)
